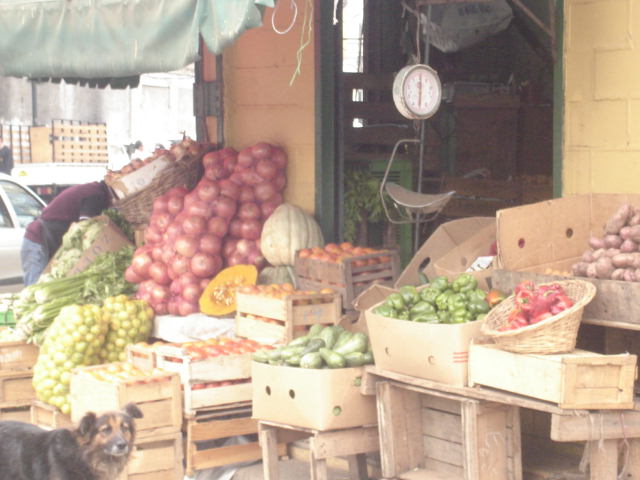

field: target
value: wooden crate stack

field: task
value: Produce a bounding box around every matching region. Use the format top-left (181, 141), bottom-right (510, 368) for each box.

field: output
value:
top-left (70, 363), bottom-right (184, 480)
top-left (294, 250), bottom-right (400, 309)
top-left (0, 340), bottom-right (38, 421)
top-left (235, 290), bottom-right (341, 344)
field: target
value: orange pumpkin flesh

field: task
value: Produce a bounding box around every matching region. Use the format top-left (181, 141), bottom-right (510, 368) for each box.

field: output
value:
top-left (199, 265), bottom-right (258, 316)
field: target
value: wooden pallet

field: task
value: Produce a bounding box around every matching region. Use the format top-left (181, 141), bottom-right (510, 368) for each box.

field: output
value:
top-left (184, 402), bottom-right (285, 477)
top-left (258, 420), bottom-right (379, 480)
top-left (0, 341), bottom-right (39, 370)
top-left (119, 431), bottom-right (184, 480)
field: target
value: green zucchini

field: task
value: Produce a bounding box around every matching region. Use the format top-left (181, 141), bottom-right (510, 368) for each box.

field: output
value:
top-left (319, 347), bottom-right (346, 369)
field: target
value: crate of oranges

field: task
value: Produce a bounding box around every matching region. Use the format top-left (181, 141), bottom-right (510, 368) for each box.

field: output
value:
top-left (294, 242), bottom-right (401, 308)
top-left (235, 283), bottom-right (342, 344)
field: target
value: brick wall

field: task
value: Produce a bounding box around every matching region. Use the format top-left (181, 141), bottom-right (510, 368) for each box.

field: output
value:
top-left (564, 0), bottom-right (640, 194)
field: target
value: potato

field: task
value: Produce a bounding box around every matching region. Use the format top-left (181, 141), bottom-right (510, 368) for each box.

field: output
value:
top-left (571, 261), bottom-right (589, 276)
top-left (588, 236), bottom-right (606, 249)
top-left (605, 204), bottom-right (634, 235)
top-left (605, 248), bottom-right (621, 257)
top-left (611, 268), bottom-right (626, 281)
top-left (592, 248), bottom-right (606, 261)
top-left (620, 239), bottom-right (637, 253)
top-left (581, 250), bottom-right (595, 263)
top-left (604, 235), bottom-right (623, 249)
top-left (624, 269), bottom-right (637, 282)
top-left (594, 256), bottom-right (615, 279)
top-left (612, 253), bottom-right (636, 268)
top-left (586, 263), bottom-right (598, 278)
top-left (630, 213), bottom-right (640, 226)
top-left (625, 225), bottom-right (640, 242)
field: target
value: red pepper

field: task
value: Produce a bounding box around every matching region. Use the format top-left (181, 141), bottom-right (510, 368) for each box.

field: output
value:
top-left (515, 283), bottom-right (535, 313)
top-left (531, 311), bottom-right (554, 324)
top-left (550, 293), bottom-right (574, 315)
top-left (507, 308), bottom-right (529, 329)
top-left (530, 289), bottom-right (559, 318)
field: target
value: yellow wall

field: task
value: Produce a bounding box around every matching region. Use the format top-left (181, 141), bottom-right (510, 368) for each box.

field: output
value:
top-left (564, 0), bottom-right (640, 194)
top-left (219, 5), bottom-right (317, 213)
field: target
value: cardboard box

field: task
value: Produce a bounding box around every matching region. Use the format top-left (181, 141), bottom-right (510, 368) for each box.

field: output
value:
top-left (396, 217), bottom-right (495, 288)
top-left (106, 155), bottom-right (173, 200)
top-left (252, 362), bottom-right (377, 431)
top-left (494, 194), bottom-right (640, 328)
top-left (365, 302), bottom-right (483, 386)
top-left (350, 284), bottom-right (397, 334)
top-left (45, 215), bottom-right (133, 277)
top-left (469, 344), bottom-right (637, 409)
top-left (431, 221), bottom-right (496, 290)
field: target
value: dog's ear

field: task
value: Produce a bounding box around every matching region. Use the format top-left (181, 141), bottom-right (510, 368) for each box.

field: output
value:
top-left (123, 402), bottom-right (143, 419)
top-left (78, 411), bottom-right (97, 437)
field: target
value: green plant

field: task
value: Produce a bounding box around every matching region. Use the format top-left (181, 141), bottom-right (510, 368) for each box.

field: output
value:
top-left (344, 167), bottom-right (385, 243)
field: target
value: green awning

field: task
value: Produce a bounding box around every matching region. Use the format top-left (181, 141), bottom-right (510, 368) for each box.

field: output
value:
top-left (0, 0), bottom-right (274, 80)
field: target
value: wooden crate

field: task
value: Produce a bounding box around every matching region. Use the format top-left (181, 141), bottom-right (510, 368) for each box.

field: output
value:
top-left (0, 341), bottom-right (39, 370)
top-left (119, 431), bottom-right (184, 480)
top-left (0, 369), bottom-right (35, 407)
top-left (30, 400), bottom-right (74, 430)
top-left (126, 344), bottom-right (158, 371)
top-left (294, 250), bottom-right (400, 308)
top-left (155, 344), bottom-right (252, 384)
top-left (0, 404), bottom-right (31, 422)
top-left (183, 380), bottom-right (252, 415)
top-left (184, 402), bottom-right (285, 476)
top-left (376, 380), bottom-right (521, 480)
top-left (469, 344), bottom-right (637, 410)
top-left (70, 365), bottom-right (182, 435)
top-left (235, 291), bottom-right (341, 343)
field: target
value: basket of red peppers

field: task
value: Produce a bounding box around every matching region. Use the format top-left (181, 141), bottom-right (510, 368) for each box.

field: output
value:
top-left (480, 279), bottom-right (596, 354)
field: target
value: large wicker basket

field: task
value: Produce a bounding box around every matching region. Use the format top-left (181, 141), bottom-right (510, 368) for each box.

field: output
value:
top-left (113, 154), bottom-right (203, 225)
top-left (480, 279), bottom-right (597, 354)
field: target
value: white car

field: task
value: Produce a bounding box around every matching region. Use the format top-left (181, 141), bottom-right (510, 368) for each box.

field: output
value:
top-left (0, 173), bottom-right (46, 293)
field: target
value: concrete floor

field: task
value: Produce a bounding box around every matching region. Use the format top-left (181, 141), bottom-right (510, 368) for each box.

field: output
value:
top-left (233, 459), bottom-right (353, 480)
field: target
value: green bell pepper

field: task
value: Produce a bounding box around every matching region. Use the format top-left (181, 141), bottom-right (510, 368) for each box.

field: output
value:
top-left (419, 287), bottom-right (440, 306)
top-left (452, 273), bottom-right (478, 293)
top-left (437, 310), bottom-right (452, 324)
top-left (467, 288), bottom-right (488, 303)
top-left (446, 293), bottom-right (468, 312)
top-left (468, 298), bottom-right (490, 315)
top-left (451, 307), bottom-right (473, 324)
top-left (430, 276), bottom-right (450, 293)
top-left (373, 304), bottom-right (396, 318)
top-left (396, 309), bottom-right (410, 321)
top-left (386, 293), bottom-right (406, 311)
top-left (412, 312), bottom-right (440, 323)
top-left (435, 290), bottom-right (454, 311)
top-left (399, 285), bottom-right (421, 307)
top-left (410, 301), bottom-right (437, 317)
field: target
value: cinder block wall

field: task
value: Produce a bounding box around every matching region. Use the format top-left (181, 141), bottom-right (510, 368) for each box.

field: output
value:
top-left (222, 6), bottom-right (316, 213)
top-left (564, 0), bottom-right (640, 194)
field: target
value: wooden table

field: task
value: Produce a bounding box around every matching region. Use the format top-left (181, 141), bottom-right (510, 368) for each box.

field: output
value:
top-left (258, 420), bottom-right (379, 480)
top-left (364, 366), bottom-right (640, 479)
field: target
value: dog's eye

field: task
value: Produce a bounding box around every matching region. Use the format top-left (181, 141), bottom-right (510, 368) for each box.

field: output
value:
top-left (100, 426), bottom-right (112, 435)
top-left (121, 424), bottom-right (130, 432)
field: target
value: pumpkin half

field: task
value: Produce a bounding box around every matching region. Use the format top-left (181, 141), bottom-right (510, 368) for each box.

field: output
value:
top-left (199, 264), bottom-right (258, 316)
top-left (260, 203), bottom-right (325, 266)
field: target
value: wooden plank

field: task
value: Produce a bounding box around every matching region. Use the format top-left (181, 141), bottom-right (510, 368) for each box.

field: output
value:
top-left (347, 454), bottom-right (369, 480)
top-left (626, 438), bottom-right (640, 478)
top-left (588, 439), bottom-right (617, 479)
top-left (0, 369), bottom-right (34, 406)
top-left (423, 408), bottom-right (462, 443)
top-left (461, 401), bottom-right (479, 479)
top-left (376, 381), bottom-right (423, 478)
top-left (259, 423), bottom-right (281, 480)
top-left (311, 425), bottom-right (379, 459)
top-left (0, 405), bottom-right (30, 422)
top-left (310, 449), bottom-right (328, 480)
top-left (551, 410), bottom-right (640, 441)
top-left (188, 416), bottom-right (257, 442)
top-left (422, 395), bottom-right (462, 415)
top-left (190, 442), bottom-right (268, 470)
top-left (423, 434), bottom-right (463, 468)
top-left (0, 341), bottom-right (39, 370)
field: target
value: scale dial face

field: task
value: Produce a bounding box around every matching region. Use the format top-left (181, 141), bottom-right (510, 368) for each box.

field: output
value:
top-left (392, 64), bottom-right (442, 120)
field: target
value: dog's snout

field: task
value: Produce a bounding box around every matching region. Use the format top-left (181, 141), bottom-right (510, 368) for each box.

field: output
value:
top-left (105, 436), bottom-right (130, 456)
top-left (115, 439), bottom-right (127, 451)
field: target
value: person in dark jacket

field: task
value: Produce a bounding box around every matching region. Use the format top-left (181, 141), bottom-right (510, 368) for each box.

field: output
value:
top-left (0, 135), bottom-right (13, 175)
top-left (21, 180), bottom-right (114, 286)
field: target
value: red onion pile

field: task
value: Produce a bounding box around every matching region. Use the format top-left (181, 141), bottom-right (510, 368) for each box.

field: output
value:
top-left (125, 142), bottom-right (287, 316)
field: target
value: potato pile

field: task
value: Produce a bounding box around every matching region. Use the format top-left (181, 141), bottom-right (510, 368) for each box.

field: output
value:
top-left (572, 204), bottom-right (640, 281)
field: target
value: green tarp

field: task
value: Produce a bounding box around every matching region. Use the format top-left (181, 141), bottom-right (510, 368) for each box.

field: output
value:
top-left (0, 0), bottom-right (274, 80)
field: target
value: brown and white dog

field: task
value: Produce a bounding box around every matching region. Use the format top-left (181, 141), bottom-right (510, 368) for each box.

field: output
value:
top-left (0, 402), bottom-right (143, 480)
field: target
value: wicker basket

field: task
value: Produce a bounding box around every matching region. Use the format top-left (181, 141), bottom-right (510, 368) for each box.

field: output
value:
top-left (480, 279), bottom-right (597, 354)
top-left (113, 154), bottom-right (203, 225)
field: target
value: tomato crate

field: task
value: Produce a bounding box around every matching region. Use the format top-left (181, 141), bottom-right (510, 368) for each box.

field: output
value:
top-left (183, 379), bottom-right (252, 416)
top-left (118, 431), bottom-right (184, 480)
top-left (70, 363), bottom-right (182, 436)
top-left (30, 400), bottom-right (74, 430)
top-left (294, 250), bottom-right (401, 308)
top-left (184, 401), bottom-right (286, 477)
top-left (0, 340), bottom-right (39, 370)
top-left (0, 404), bottom-right (30, 422)
top-left (155, 344), bottom-right (252, 384)
top-left (0, 369), bottom-right (35, 408)
top-left (235, 291), bottom-right (341, 344)
top-left (126, 343), bottom-right (160, 371)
